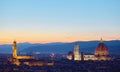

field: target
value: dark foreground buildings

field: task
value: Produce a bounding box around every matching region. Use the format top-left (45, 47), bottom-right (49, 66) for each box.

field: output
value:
top-left (0, 57), bottom-right (120, 72)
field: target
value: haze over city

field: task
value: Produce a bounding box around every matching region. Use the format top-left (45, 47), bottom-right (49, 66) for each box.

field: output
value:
top-left (0, 0), bottom-right (120, 44)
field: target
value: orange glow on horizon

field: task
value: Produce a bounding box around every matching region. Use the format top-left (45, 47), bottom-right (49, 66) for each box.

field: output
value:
top-left (0, 31), bottom-right (119, 44)
top-left (0, 36), bottom-right (119, 44)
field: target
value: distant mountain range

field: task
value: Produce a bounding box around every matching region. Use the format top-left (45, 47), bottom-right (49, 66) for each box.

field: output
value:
top-left (0, 40), bottom-right (120, 55)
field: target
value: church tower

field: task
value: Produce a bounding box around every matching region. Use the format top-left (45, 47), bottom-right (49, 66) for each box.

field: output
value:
top-left (74, 44), bottom-right (80, 60)
top-left (12, 40), bottom-right (17, 58)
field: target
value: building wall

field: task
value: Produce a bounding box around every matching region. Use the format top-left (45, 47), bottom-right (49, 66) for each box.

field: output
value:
top-left (74, 44), bottom-right (80, 60)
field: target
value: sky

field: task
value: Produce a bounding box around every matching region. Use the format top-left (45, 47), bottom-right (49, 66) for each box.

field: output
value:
top-left (0, 0), bottom-right (120, 44)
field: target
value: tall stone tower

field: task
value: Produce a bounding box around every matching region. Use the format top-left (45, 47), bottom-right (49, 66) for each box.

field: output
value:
top-left (74, 44), bottom-right (80, 60)
top-left (12, 40), bottom-right (17, 58)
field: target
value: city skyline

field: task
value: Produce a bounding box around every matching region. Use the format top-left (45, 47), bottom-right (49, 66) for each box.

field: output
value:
top-left (0, 0), bottom-right (120, 44)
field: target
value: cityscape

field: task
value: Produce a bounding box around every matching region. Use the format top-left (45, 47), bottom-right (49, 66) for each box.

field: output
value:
top-left (0, 39), bottom-right (120, 72)
top-left (0, 0), bottom-right (120, 72)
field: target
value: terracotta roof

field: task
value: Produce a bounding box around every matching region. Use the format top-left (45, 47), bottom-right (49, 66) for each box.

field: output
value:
top-left (95, 42), bottom-right (108, 51)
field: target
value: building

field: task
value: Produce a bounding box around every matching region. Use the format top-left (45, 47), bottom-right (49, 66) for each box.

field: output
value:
top-left (95, 38), bottom-right (109, 56)
top-left (94, 38), bottom-right (111, 60)
top-left (74, 44), bottom-right (80, 60)
top-left (66, 51), bottom-right (74, 60)
top-left (9, 41), bottom-right (35, 65)
top-left (83, 53), bottom-right (97, 60)
top-left (66, 38), bottom-right (111, 61)
top-left (23, 59), bottom-right (54, 66)
top-left (12, 40), bottom-right (34, 59)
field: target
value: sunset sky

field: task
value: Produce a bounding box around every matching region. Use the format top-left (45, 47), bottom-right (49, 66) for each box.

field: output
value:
top-left (0, 0), bottom-right (120, 44)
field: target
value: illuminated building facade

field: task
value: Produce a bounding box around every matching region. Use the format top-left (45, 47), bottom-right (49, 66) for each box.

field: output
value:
top-left (67, 38), bottom-right (111, 61)
top-left (12, 41), bottom-right (17, 58)
top-left (83, 54), bottom-right (97, 60)
top-left (66, 51), bottom-right (74, 60)
top-left (12, 41), bottom-right (34, 59)
top-left (23, 61), bottom-right (54, 66)
top-left (94, 38), bottom-right (111, 60)
top-left (74, 44), bottom-right (80, 60)
top-left (9, 41), bottom-right (35, 65)
top-left (95, 38), bottom-right (109, 56)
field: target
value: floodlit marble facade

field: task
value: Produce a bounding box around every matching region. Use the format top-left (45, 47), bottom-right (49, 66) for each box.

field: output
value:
top-left (74, 44), bottom-right (80, 60)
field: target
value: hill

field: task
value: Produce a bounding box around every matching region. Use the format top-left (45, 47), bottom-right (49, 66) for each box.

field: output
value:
top-left (0, 40), bottom-right (120, 55)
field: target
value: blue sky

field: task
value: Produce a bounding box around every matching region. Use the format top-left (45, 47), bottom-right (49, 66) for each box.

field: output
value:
top-left (0, 0), bottom-right (120, 43)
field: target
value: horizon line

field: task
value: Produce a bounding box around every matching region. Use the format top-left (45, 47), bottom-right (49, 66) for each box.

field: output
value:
top-left (0, 39), bottom-right (120, 45)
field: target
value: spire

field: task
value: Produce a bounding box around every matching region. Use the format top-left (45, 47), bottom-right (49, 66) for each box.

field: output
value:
top-left (13, 40), bottom-right (16, 44)
top-left (100, 38), bottom-right (103, 43)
